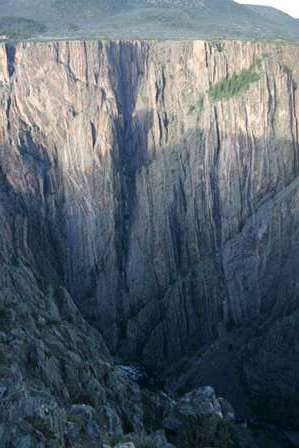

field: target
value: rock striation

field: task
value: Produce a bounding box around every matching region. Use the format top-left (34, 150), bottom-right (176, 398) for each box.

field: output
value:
top-left (0, 39), bottom-right (299, 428)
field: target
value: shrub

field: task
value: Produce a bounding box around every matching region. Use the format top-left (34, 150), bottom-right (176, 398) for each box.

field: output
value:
top-left (188, 95), bottom-right (204, 115)
top-left (0, 17), bottom-right (46, 39)
top-left (67, 23), bottom-right (80, 33)
top-left (210, 40), bottom-right (225, 53)
top-left (208, 64), bottom-right (261, 101)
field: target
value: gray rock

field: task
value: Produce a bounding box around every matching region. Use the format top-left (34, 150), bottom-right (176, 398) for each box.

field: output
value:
top-left (0, 38), bottom-right (298, 434)
top-left (149, 430), bottom-right (175, 448)
top-left (114, 443), bottom-right (135, 448)
top-left (16, 436), bottom-right (40, 448)
top-left (163, 387), bottom-right (232, 447)
top-left (218, 398), bottom-right (235, 422)
top-left (177, 386), bottom-right (223, 418)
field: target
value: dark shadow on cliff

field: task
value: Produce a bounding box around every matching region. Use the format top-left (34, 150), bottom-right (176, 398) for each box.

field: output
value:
top-left (80, 124), bottom-right (299, 428)
top-left (0, 129), bottom-right (65, 292)
top-left (1, 113), bottom-right (299, 429)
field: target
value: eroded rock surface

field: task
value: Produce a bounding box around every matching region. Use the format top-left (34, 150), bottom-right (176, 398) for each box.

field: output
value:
top-left (0, 39), bottom-right (299, 428)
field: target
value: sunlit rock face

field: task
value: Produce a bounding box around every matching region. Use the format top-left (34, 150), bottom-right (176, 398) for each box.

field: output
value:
top-left (0, 39), bottom-right (299, 425)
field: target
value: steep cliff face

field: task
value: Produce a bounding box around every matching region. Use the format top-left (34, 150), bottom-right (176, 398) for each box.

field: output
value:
top-left (0, 39), bottom-right (299, 425)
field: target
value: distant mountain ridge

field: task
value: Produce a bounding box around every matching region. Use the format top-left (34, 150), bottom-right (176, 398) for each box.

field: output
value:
top-left (0, 0), bottom-right (298, 45)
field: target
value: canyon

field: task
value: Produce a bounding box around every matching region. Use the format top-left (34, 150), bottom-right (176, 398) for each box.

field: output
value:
top-left (0, 38), bottom-right (299, 446)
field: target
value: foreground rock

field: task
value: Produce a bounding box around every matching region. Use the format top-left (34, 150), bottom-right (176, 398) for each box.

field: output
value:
top-left (0, 264), bottom-right (236, 447)
top-left (0, 246), bottom-right (235, 446)
top-left (163, 387), bottom-right (233, 447)
top-left (0, 268), bottom-right (145, 447)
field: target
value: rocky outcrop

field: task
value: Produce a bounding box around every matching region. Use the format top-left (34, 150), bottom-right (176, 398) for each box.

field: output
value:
top-left (107, 386), bottom-right (236, 448)
top-left (0, 260), bottom-right (235, 446)
top-left (0, 39), bottom-right (299, 426)
top-left (162, 386), bottom-right (233, 447)
top-left (0, 265), bottom-right (145, 446)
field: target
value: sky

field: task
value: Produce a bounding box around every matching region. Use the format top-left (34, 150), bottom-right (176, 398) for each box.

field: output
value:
top-left (236, 0), bottom-right (299, 18)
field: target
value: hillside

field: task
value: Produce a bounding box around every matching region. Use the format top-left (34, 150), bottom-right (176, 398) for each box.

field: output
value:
top-left (0, 0), bottom-right (298, 42)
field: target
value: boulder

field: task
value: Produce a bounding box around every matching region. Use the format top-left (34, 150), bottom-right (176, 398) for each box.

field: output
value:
top-left (114, 443), bottom-right (135, 448)
top-left (163, 387), bottom-right (233, 448)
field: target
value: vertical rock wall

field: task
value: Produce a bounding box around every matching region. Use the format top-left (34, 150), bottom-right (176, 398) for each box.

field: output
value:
top-left (0, 39), bottom-right (298, 375)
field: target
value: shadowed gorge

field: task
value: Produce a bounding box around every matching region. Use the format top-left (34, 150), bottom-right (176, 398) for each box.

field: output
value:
top-left (0, 38), bottom-right (299, 446)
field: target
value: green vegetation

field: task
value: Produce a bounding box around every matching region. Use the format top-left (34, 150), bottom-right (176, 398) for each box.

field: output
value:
top-left (280, 63), bottom-right (294, 77)
top-left (188, 95), bottom-right (204, 115)
top-left (0, 0), bottom-right (299, 42)
top-left (66, 23), bottom-right (80, 33)
top-left (255, 53), bottom-right (272, 69)
top-left (0, 17), bottom-right (46, 40)
top-left (210, 40), bottom-right (225, 53)
top-left (208, 63), bottom-right (261, 102)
